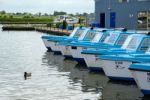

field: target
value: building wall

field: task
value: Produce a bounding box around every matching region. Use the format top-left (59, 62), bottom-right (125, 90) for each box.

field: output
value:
top-left (95, 0), bottom-right (150, 29)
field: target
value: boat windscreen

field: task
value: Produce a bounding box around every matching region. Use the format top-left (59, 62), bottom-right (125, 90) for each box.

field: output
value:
top-left (104, 32), bottom-right (120, 45)
top-left (121, 35), bottom-right (133, 49)
top-left (138, 38), bottom-right (150, 52)
top-left (125, 36), bottom-right (142, 51)
top-left (91, 32), bottom-right (103, 43)
top-left (78, 31), bottom-right (96, 41)
top-left (69, 29), bottom-right (84, 38)
top-left (115, 34), bottom-right (129, 46)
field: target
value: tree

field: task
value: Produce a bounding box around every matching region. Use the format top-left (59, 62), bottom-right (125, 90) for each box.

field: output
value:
top-left (9, 15), bottom-right (13, 18)
top-left (83, 12), bottom-right (88, 16)
top-left (44, 13), bottom-right (49, 16)
top-left (78, 18), bottom-right (81, 24)
top-left (62, 20), bottom-right (68, 29)
top-left (38, 12), bottom-right (41, 17)
top-left (16, 12), bottom-right (22, 15)
top-left (53, 11), bottom-right (67, 16)
top-left (0, 10), bottom-right (6, 14)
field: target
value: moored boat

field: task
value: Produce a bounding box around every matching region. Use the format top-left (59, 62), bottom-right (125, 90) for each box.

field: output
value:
top-left (81, 30), bottom-right (136, 71)
top-left (41, 26), bottom-right (87, 52)
top-left (129, 63), bottom-right (150, 95)
top-left (58, 28), bottom-right (108, 59)
top-left (98, 34), bottom-right (150, 81)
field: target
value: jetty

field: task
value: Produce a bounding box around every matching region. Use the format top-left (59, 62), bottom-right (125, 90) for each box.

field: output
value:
top-left (35, 27), bottom-right (71, 36)
top-left (2, 24), bottom-right (72, 36)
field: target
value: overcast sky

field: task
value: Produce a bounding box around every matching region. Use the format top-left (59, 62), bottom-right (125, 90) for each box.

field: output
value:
top-left (0, 0), bottom-right (94, 14)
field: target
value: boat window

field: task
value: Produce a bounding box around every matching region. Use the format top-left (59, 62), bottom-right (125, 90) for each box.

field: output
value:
top-left (78, 30), bottom-right (87, 40)
top-left (104, 32), bottom-right (120, 45)
top-left (121, 35), bottom-right (133, 49)
top-left (100, 34), bottom-right (110, 43)
top-left (69, 29), bottom-right (84, 38)
top-left (139, 38), bottom-right (150, 52)
top-left (125, 36), bottom-right (142, 50)
top-left (116, 34), bottom-right (129, 45)
top-left (83, 31), bottom-right (96, 41)
top-left (91, 32), bottom-right (103, 43)
top-left (74, 30), bottom-right (84, 37)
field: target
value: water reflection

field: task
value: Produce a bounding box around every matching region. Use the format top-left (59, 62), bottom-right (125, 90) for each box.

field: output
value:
top-left (0, 28), bottom-right (148, 100)
top-left (102, 80), bottom-right (143, 100)
top-left (42, 51), bottom-right (109, 99)
top-left (42, 50), bottom-right (150, 100)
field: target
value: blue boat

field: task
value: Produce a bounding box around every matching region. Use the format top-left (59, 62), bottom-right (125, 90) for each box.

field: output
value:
top-left (98, 34), bottom-right (150, 81)
top-left (41, 26), bottom-right (87, 52)
top-left (129, 62), bottom-right (150, 95)
top-left (57, 28), bottom-right (110, 58)
top-left (79, 30), bottom-right (135, 71)
top-left (70, 30), bottom-right (135, 63)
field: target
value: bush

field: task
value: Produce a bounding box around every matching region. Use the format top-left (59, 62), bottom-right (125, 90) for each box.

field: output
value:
top-left (9, 15), bottom-right (13, 18)
top-left (62, 20), bottom-right (68, 29)
top-left (56, 22), bottom-right (62, 28)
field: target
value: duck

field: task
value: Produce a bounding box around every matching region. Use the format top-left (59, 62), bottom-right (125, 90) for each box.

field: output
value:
top-left (24, 72), bottom-right (31, 80)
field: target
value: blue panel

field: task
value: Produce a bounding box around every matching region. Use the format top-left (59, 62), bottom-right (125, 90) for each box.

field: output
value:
top-left (88, 67), bottom-right (103, 72)
top-left (73, 58), bottom-right (86, 64)
top-left (53, 51), bottom-right (62, 55)
top-left (64, 55), bottom-right (73, 59)
top-left (46, 47), bottom-right (52, 51)
top-left (141, 89), bottom-right (150, 95)
top-left (108, 76), bottom-right (135, 81)
top-left (110, 12), bottom-right (116, 28)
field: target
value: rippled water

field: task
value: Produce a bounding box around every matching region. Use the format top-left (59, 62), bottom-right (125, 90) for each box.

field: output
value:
top-left (0, 25), bottom-right (149, 100)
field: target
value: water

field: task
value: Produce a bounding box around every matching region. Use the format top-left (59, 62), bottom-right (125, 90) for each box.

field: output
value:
top-left (0, 25), bottom-right (149, 100)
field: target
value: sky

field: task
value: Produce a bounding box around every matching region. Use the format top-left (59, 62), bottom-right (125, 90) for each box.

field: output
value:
top-left (0, 0), bottom-right (94, 14)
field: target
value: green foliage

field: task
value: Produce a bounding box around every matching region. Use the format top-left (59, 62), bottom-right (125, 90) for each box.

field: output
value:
top-left (0, 10), bottom-right (6, 15)
top-left (56, 22), bottom-right (62, 28)
top-left (62, 20), bottom-right (68, 29)
top-left (9, 15), bottom-right (13, 18)
top-left (53, 11), bottom-right (67, 16)
top-left (78, 17), bottom-right (85, 24)
top-left (0, 16), bottom-right (53, 23)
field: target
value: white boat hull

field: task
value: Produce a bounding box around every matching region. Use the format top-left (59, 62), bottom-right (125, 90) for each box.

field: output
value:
top-left (42, 38), bottom-right (52, 50)
top-left (50, 42), bottom-right (61, 52)
top-left (59, 45), bottom-right (72, 57)
top-left (102, 60), bottom-right (134, 81)
top-left (68, 46), bottom-right (86, 63)
top-left (130, 70), bottom-right (150, 95)
top-left (83, 54), bottom-right (104, 71)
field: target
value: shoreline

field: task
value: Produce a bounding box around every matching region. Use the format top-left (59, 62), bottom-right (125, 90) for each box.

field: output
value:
top-left (2, 24), bottom-right (71, 36)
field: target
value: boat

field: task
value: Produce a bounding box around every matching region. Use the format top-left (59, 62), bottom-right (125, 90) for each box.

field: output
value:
top-left (57, 28), bottom-right (108, 59)
top-left (81, 30), bottom-right (136, 71)
top-left (129, 63), bottom-right (150, 95)
top-left (98, 33), bottom-right (150, 81)
top-left (41, 26), bottom-right (87, 52)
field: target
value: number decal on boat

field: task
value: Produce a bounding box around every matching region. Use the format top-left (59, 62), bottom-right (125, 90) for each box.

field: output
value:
top-left (115, 61), bottom-right (125, 69)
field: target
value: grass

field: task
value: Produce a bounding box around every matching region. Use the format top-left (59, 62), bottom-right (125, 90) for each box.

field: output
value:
top-left (0, 14), bottom-right (54, 24)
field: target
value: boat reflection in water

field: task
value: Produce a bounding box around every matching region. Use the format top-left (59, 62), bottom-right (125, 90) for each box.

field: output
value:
top-left (42, 51), bottom-right (109, 99)
top-left (102, 80), bottom-right (144, 100)
top-left (42, 51), bottom-right (149, 100)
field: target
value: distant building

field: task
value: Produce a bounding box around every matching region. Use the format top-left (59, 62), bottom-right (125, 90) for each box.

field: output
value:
top-left (85, 13), bottom-right (95, 26)
top-left (94, 0), bottom-right (150, 29)
top-left (54, 15), bottom-right (78, 24)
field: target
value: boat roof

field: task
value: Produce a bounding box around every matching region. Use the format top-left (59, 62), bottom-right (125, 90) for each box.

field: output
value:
top-left (129, 63), bottom-right (150, 72)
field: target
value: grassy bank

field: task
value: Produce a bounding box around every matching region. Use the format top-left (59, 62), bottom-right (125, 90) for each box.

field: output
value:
top-left (0, 15), bottom-right (53, 24)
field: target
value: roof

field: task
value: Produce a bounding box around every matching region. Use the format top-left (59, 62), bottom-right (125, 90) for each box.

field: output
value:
top-left (129, 63), bottom-right (150, 72)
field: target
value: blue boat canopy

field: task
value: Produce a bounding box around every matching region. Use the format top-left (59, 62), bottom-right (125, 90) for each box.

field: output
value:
top-left (129, 63), bottom-right (150, 72)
